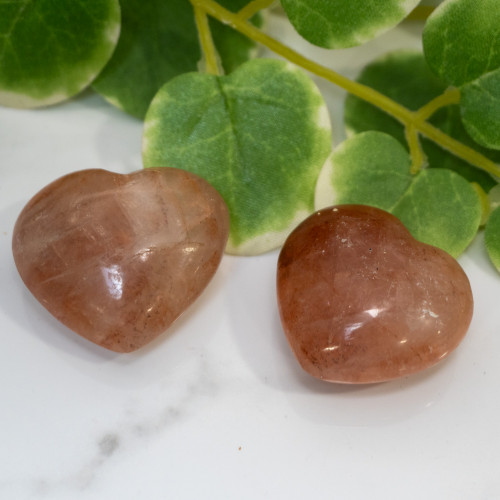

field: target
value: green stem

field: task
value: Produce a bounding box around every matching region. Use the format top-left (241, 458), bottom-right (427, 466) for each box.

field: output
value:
top-left (415, 87), bottom-right (461, 121)
top-left (237, 0), bottom-right (275, 21)
top-left (193, 0), bottom-right (413, 121)
top-left (193, 4), bottom-right (221, 75)
top-left (405, 124), bottom-right (427, 174)
top-left (193, 0), bottom-right (500, 179)
top-left (417, 121), bottom-right (500, 178)
top-left (406, 88), bottom-right (461, 173)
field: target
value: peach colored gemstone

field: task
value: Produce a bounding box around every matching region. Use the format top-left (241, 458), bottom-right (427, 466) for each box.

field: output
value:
top-left (13, 168), bottom-right (229, 353)
top-left (277, 205), bottom-right (473, 384)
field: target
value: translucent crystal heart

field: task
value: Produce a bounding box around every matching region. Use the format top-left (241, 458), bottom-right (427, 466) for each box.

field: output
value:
top-left (13, 168), bottom-right (229, 352)
top-left (277, 205), bottom-right (473, 383)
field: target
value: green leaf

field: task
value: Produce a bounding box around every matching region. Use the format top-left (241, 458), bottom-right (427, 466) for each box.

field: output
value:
top-left (391, 169), bottom-right (482, 257)
top-left (315, 131), bottom-right (413, 211)
top-left (0, 0), bottom-right (120, 108)
top-left (92, 0), bottom-right (199, 119)
top-left (485, 205), bottom-right (500, 272)
top-left (461, 68), bottom-right (500, 150)
top-left (344, 50), bottom-right (499, 191)
top-left (280, 0), bottom-right (420, 49)
top-left (142, 59), bottom-right (332, 255)
top-left (315, 133), bottom-right (482, 257)
top-left (423, 0), bottom-right (500, 86)
top-left (92, 0), bottom-right (260, 119)
top-left (424, 105), bottom-right (499, 191)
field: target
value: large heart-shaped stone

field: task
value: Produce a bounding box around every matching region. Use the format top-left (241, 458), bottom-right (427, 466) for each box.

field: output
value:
top-left (277, 205), bottom-right (473, 383)
top-left (13, 168), bottom-right (229, 352)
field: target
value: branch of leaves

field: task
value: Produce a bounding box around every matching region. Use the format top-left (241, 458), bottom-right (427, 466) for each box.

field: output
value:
top-left (140, 0), bottom-right (500, 268)
top-left (3, 0), bottom-right (500, 271)
top-left (199, 0), bottom-right (499, 266)
top-left (420, 0), bottom-right (500, 271)
top-left (249, 0), bottom-right (500, 268)
top-left (340, 0), bottom-right (500, 270)
top-left (341, 47), bottom-right (499, 262)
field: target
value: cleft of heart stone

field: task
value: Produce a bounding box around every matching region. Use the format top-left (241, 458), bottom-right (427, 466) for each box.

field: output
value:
top-left (12, 168), bottom-right (230, 353)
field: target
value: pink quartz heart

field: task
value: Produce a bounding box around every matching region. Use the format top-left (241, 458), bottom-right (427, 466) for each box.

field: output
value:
top-left (13, 168), bottom-right (229, 353)
top-left (277, 205), bottom-right (474, 383)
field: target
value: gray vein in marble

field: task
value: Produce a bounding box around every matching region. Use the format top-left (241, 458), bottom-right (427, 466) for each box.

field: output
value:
top-left (98, 434), bottom-right (120, 457)
top-left (16, 356), bottom-right (217, 498)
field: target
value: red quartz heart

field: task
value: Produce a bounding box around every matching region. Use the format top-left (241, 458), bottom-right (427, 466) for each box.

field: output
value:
top-left (277, 205), bottom-right (474, 383)
top-left (13, 168), bottom-right (229, 353)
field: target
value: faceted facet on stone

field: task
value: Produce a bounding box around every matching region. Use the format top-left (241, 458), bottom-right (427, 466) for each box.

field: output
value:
top-left (12, 168), bottom-right (229, 353)
top-left (277, 205), bottom-right (473, 384)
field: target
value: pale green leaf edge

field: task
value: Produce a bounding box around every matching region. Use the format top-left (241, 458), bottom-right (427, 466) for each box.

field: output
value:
top-left (485, 205), bottom-right (500, 271)
top-left (315, 131), bottom-right (412, 212)
top-left (281, 0), bottom-right (420, 49)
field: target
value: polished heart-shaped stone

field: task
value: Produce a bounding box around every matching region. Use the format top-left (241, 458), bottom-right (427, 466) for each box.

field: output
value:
top-left (277, 205), bottom-right (474, 384)
top-left (13, 168), bottom-right (229, 353)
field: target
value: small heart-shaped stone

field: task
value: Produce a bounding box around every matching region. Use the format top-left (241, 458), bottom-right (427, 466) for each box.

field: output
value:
top-left (277, 205), bottom-right (473, 383)
top-left (13, 168), bottom-right (229, 353)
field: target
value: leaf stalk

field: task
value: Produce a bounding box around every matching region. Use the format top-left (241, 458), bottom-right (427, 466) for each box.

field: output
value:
top-left (193, 4), bottom-right (221, 75)
top-left (416, 87), bottom-right (461, 121)
top-left (405, 124), bottom-right (427, 174)
top-left (237, 0), bottom-right (275, 21)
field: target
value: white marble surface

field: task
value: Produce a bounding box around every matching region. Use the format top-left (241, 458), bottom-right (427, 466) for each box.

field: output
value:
top-left (2, 13), bottom-right (500, 500)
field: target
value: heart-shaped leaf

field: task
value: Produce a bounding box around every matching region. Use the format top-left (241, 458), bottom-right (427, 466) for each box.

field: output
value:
top-left (12, 168), bottom-right (229, 353)
top-left (280, 0), bottom-right (420, 49)
top-left (423, 0), bottom-right (500, 86)
top-left (0, 0), bottom-right (120, 108)
top-left (142, 58), bottom-right (332, 255)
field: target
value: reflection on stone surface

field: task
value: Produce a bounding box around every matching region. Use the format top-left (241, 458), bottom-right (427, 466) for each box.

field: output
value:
top-left (277, 205), bottom-right (473, 384)
top-left (12, 168), bottom-right (229, 353)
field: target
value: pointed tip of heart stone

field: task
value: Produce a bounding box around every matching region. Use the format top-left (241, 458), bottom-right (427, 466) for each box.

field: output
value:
top-left (12, 168), bottom-right (230, 353)
top-left (277, 205), bottom-right (474, 384)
